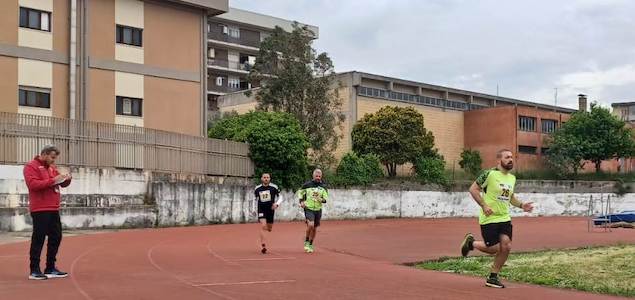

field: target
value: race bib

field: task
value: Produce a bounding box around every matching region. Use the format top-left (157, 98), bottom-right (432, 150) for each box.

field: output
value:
top-left (259, 190), bottom-right (272, 202)
top-left (497, 183), bottom-right (512, 202)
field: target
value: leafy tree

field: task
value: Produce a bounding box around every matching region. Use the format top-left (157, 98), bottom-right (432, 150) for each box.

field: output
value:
top-left (546, 103), bottom-right (635, 173)
top-left (208, 111), bottom-right (309, 189)
top-left (332, 152), bottom-right (384, 186)
top-left (247, 23), bottom-right (343, 167)
top-left (351, 106), bottom-right (437, 177)
top-left (458, 149), bottom-right (483, 177)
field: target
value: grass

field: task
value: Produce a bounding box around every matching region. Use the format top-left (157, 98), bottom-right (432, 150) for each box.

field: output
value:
top-left (416, 245), bottom-right (635, 297)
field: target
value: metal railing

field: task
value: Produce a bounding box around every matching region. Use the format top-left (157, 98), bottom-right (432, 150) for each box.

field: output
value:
top-left (0, 112), bottom-right (254, 177)
top-left (208, 31), bottom-right (261, 48)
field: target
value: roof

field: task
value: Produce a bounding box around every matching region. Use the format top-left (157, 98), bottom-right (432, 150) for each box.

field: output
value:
top-left (212, 7), bottom-right (319, 38)
top-left (338, 71), bottom-right (577, 114)
top-left (611, 102), bottom-right (635, 107)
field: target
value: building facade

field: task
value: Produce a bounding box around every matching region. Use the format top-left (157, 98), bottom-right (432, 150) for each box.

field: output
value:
top-left (219, 71), bottom-right (579, 173)
top-left (1, 0), bottom-right (228, 137)
top-left (206, 8), bottom-right (318, 120)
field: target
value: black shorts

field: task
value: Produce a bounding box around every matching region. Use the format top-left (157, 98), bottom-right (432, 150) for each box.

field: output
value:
top-left (258, 204), bottom-right (275, 224)
top-left (304, 209), bottom-right (322, 227)
top-left (480, 221), bottom-right (513, 247)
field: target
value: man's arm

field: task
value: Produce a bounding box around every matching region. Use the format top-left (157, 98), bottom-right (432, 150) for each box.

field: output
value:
top-left (297, 188), bottom-right (306, 208)
top-left (511, 194), bottom-right (533, 212)
top-left (23, 165), bottom-right (56, 191)
top-left (468, 182), bottom-right (493, 216)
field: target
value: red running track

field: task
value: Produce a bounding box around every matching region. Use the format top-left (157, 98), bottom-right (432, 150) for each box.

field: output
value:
top-left (0, 217), bottom-right (633, 300)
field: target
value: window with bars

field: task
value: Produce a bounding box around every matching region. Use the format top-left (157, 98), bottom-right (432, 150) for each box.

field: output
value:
top-left (519, 116), bottom-right (536, 132)
top-left (518, 145), bottom-right (537, 154)
top-left (116, 96), bottom-right (143, 117)
top-left (541, 119), bottom-right (557, 133)
top-left (19, 7), bottom-right (51, 32)
top-left (116, 25), bottom-right (143, 47)
top-left (19, 87), bottom-right (51, 108)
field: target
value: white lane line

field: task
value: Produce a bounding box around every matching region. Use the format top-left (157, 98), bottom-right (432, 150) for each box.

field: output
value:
top-left (192, 279), bottom-right (296, 287)
top-left (229, 257), bottom-right (296, 262)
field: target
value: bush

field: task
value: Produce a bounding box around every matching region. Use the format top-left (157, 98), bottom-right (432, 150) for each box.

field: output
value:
top-left (414, 155), bottom-right (448, 186)
top-left (332, 152), bottom-right (384, 186)
top-left (458, 149), bottom-right (482, 177)
top-left (208, 111), bottom-right (309, 189)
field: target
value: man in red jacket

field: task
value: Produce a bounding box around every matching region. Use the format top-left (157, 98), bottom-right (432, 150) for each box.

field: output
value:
top-left (23, 145), bottom-right (72, 280)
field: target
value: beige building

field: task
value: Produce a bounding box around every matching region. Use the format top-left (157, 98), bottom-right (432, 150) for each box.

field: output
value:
top-left (0, 0), bottom-right (228, 137)
top-left (219, 71), bottom-right (576, 174)
top-left (206, 8), bottom-right (318, 120)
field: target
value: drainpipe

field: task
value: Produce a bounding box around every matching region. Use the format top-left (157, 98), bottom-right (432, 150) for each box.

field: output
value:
top-left (69, 0), bottom-right (77, 119)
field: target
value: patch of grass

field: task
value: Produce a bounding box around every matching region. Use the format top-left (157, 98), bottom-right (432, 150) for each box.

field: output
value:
top-left (416, 245), bottom-right (635, 297)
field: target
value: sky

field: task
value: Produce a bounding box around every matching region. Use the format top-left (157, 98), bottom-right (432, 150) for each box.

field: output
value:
top-left (230, 0), bottom-right (635, 110)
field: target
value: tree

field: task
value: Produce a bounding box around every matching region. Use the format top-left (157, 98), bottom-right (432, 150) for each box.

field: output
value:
top-left (458, 149), bottom-right (483, 177)
top-left (208, 111), bottom-right (309, 189)
top-left (351, 106), bottom-right (437, 177)
top-left (247, 23), bottom-right (344, 167)
top-left (545, 103), bottom-right (635, 174)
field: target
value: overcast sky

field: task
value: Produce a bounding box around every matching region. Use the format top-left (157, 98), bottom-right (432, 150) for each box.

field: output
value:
top-left (230, 0), bottom-right (635, 109)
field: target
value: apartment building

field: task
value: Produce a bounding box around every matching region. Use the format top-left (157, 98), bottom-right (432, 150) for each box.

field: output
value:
top-left (206, 8), bottom-right (318, 119)
top-left (219, 71), bottom-right (578, 173)
top-left (0, 0), bottom-right (228, 137)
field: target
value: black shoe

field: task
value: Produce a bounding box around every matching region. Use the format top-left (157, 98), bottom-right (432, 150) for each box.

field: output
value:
top-left (261, 246), bottom-right (267, 254)
top-left (29, 271), bottom-right (48, 281)
top-left (44, 268), bottom-right (69, 279)
top-left (460, 233), bottom-right (475, 257)
top-left (485, 276), bottom-right (505, 288)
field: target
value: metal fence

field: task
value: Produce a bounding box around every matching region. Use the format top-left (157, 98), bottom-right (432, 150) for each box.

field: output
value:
top-left (0, 112), bottom-right (254, 177)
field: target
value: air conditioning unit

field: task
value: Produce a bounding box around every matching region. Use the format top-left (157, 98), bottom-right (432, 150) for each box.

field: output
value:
top-left (208, 48), bottom-right (215, 59)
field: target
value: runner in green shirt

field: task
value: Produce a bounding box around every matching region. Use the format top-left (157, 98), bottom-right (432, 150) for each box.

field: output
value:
top-left (460, 149), bottom-right (534, 288)
top-left (297, 169), bottom-right (329, 253)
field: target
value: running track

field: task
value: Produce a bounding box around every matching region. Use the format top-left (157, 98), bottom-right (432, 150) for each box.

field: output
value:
top-left (0, 217), bottom-right (633, 299)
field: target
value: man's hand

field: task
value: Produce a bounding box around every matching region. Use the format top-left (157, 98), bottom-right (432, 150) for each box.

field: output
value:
top-left (482, 205), bottom-right (494, 216)
top-left (53, 175), bottom-right (65, 184)
top-left (300, 201), bottom-right (306, 208)
top-left (522, 202), bottom-right (534, 213)
top-left (272, 203), bottom-right (279, 210)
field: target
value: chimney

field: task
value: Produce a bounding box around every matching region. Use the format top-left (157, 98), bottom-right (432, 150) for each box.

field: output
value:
top-left (578, 94), bottom-right (587, 112)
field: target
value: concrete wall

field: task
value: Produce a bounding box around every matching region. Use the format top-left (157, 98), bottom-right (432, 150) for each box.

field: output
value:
top-left (2, 164), bottom-right (634, 231)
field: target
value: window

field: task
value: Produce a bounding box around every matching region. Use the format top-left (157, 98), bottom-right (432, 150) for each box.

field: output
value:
top-left (116, 25), bottom-right (143, 47)
top-left (228, 77), bottom-right (240, 89)
top-left (541, 119), bottom-right (557, 133)
top-left (19, 7), bottom-right (51, 32)
top-left (227, 25), bottom-right (240, 38)
top-left (18, 87), bottom-right (50, 108)
top-left (215, 77), bottom-right (224, 86)
top-left (518, 145), bottom-right (537, 154)
top-left (116, 96), bottom-right (142, 117)
top-left (519, 116), bottom-right (536, 131)
top-left (541, 147), bottom-right (550, 155)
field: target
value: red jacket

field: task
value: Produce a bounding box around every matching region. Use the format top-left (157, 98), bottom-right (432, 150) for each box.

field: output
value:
top-left (23, 156), bottom-right (71, 212)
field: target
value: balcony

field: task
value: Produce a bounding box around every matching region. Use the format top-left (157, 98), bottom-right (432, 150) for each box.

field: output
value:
top-left (208, 31), bottom-right (260, 49)
top-left (208, 58), bottom-right (252, 74)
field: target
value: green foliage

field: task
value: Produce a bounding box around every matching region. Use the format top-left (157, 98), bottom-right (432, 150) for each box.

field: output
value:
top-left (417, 245), bottom-right (635, 297)
top-left (208, 111), bottom-right (309, 189)
top-left (248, 23), bottom-right (343, 167)
top-left (458, 149), bottom-right (482, 177)
top-left (546, 103), bottom-right (635, 175)
top-left (352, 106), bottom-right (437, 177)
top-left (413, 155), bottom-right (449, 186)
top-left (331, 152), bottom-right (384, 186)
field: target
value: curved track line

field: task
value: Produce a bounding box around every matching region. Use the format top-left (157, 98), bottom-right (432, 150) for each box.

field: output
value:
top-left (147, 241), bottom-right (236, 300)
top-left (70, 246), bottom-right (102, 300)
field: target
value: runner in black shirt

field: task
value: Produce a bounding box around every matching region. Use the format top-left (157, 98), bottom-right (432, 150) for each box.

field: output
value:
top-left (253, 173), bottom-right (283, 254)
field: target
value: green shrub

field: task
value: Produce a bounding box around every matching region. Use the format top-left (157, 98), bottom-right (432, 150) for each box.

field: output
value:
top-left (208, 111), bottom-right (309, 189)
top-left (458, 149), bottom-right (483, 177)
top-left (333, 152), bottom-right (384, 186)
top-left (414, 155), bottom-right (448, 186)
